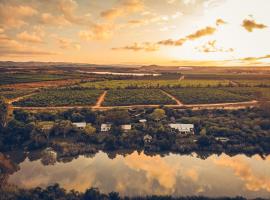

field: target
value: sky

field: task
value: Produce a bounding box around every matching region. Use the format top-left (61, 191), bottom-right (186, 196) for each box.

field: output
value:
top-left (0, 0), bottom-right (270, 66)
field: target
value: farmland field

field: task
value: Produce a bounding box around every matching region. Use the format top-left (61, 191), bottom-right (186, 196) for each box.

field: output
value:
top-left (165, 88), bottom-right (251, 104)
top-left (0, 73), bottom-right (73, 85)
top-left (103, 89), bottom-right (176, 106)
top-left (13, 88), bottom-right (103, 107)
top-left (0, 89), bottom-right (35, 99)
top-left (221, 87), bottom-right (270, 100)
top-left (81, 79), bottom-right (230, 89)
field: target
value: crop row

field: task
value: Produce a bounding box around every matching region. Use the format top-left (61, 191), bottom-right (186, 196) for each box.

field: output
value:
top-left (102, 89), bottom-right (176, 106)
top-left (81, 79), bottom-right (230, 89)
top-left (13, 89), bottom-right (103, 107)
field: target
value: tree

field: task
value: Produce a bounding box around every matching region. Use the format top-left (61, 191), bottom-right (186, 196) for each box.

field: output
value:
top-left (259, 101), bottom-right (270, 118)
top-left (197, 135), bottom-right (211, 147)
top-left (105, 109), bottom-right (130, 125)
top-left (51, 120), bottom-right (73, 138)
top-left (150, 108), bottom-right (166, 121)
top-left (0, 96), bottom-right (8, 128)
top-left (84, 124), bottom-right (96, 136)
top-left (13, 109), bottom-right (30, 122)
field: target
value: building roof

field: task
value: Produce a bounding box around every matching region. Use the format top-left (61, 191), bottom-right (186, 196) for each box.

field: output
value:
top-left (121, 124), bottom-right (132, 130)
top-left (139, 119), bottom-right (147, 123)
top-left (72, 122), bottom-right (87, 128)
top-left (169, 123), bottom-right (194, 131)
top-left (144, 134), bottom-right (152, 139)
top-left (101, 123), bottom-right (112, 128)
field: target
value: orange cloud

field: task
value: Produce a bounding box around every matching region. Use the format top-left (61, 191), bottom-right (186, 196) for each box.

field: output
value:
top-left (216, 18), bottom-right (226, 26)
top-left (124, 152), bottom-right (177, 191)
top-left (158, 26), bottom-right (216, 47)
top-left (112, 42), bottom-right (159, 52)
top-left (214, 157), bottom-right (270, 192)
top-left (16, 31), bottom-right (43, 43)
top-left (196, 40), bottom-right (234, 53)
top-left (242, 19), bottom-right (267, 32)
top-left (40, 13), bottom-right (71, 27)
top-left (57, 37), bottom-right (81, 50)
top-left (158, 38), bottom-right (186, 46)
top-left (0, 4), bottom-right (37, 28)
top-left (79, 23), bottom-right (116, 41)
top-left (0, 36), bottom-right (55, 57)
top-left (241, 54), bottom-right (270, 62)
top-left (100, 0), bottom-right (144, 20)
top-left (186, 26), bottom-right (216, 40)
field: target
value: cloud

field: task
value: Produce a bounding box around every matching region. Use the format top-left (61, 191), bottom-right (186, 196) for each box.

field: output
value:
top-left (40, 13), bottom-right (71, 27)
top-left (158, 26), bottom-right (216, 46)
top-left (0, 35), bottom-right (55, 57)
top-left (79, 23), bottom-right (116, 41)
top-left (124, 152), bottom-right (177, 191)
top-left (100, 0), bottom-right (144, 20)
top-left (186, 26), bottom-right (216, 40)
top-left (196, 40), bottom-right (234, 53)
top-left (16, 31), bottom-right (43, 43)
top-left (0, 3), bottom-right (37, 28)
top-left (216, 18), bottom-right (226, 26)
top-left (113, 20), bottom-right (221, 51)
top-left (242, 19), bottom-right (267, 32)
top-left (241, 54), bottom-right (270, 62)
top-left (56, 37), bottom-right (81, 50)
top-left (112, 42), bottom-right (159, 52)
top-left (214, 157), bottom-right (270, 192)
top-left (158, 38), bottom-right (186, 46)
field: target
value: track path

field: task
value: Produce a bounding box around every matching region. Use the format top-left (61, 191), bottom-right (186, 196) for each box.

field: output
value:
top-left (161, 90), bottom-right (183, 106)
top-left (93, 91), bottom-right (107, 108)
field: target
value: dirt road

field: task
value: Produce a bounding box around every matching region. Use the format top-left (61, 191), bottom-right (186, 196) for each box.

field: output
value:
top-left (161, 90), bottom-right (183, 106)
top-left (7, 93), bottom-right (37, 104)
top-left (93, 91), bottom-right (107, 108)
top-left (12, 100), bottom-right (259, 111)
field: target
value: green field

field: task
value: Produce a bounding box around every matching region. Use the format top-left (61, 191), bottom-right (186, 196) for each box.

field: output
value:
top-left (103, 89), bottom-right (176, 106)
top-left (13, 88), bottom-right (103, 107)
top-left (81, 79), bottom-right (230, 89)
top-left (221, 87), bottom-right (270, 100)
top-left (0, 73), bottom-right (73, 85)
top-left (165, 88), bottom-right (251, 104)
top-left (0, 89), bottom-right (35, 99)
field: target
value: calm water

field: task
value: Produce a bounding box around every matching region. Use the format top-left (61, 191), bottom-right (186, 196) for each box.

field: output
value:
top-left (4, 151), bottom-right (270, 198)
top-left (77, 70), bottom-right (161, 76)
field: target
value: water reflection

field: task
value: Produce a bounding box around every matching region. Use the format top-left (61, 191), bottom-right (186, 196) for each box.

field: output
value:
top-left (2, 151), bottom-right (270, 198)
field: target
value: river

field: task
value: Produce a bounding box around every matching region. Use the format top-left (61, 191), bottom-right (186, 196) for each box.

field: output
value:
top-left (2, 151), bottom-right (270, 198)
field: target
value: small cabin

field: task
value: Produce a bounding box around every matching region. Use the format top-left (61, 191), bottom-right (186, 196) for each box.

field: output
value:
top-left (139, 119), bottom-right (147, 123)
top-left (143, 134), bottom-right (152, 144)
top-left (101, 123), bottom-right (112, 132)
top-left (72, 122), bottom-right (87, 129)
top-left (169, 123), bottom-right (194, 135)
top-left (121, 124), bottom-right (132, 132)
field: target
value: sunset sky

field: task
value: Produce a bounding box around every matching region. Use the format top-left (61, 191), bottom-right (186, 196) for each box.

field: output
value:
top-left (0, 0), bottom-right (270, 66)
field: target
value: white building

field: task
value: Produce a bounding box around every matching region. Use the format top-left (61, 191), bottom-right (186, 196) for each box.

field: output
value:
top-left (72, 122), bottom-right (87, 129)
top-left (139, 119), bottom-right (147, 123)
top-left (169, 123), bottom-right (194, 134)
top-left (121, 124), bottom-right (132, 132)
top-left (101, 123), bottom-right (112, 132)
